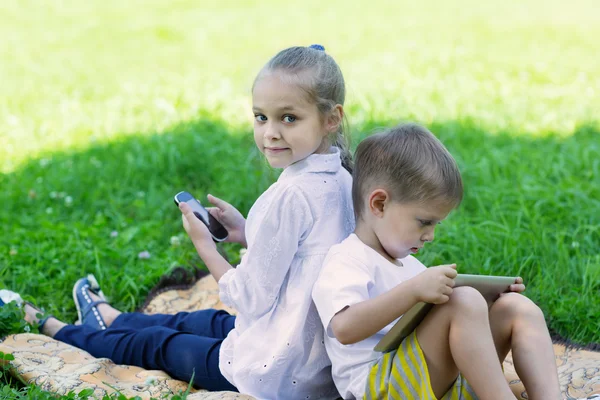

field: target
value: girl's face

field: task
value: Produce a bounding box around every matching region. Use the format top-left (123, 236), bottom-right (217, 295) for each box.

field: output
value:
top-left (252, 72), bottom-right (332, 168)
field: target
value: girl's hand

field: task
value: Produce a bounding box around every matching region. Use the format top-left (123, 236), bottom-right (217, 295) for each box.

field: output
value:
top-left (410, 264), bottom-right (458, 304)
top-left (206, 194), bottom-right (248, 247)
top-left (179, 202), bottom-right (216, 251)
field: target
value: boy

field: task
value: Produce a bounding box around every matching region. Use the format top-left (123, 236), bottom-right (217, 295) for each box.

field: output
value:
top-left (312, 123), bottom-right (562, 400)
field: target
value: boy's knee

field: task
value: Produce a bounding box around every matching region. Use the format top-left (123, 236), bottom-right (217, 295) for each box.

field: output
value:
top-left (447, 286), bottom-right (487, 314)
top-left (493, 293), bottom-right (545, 322)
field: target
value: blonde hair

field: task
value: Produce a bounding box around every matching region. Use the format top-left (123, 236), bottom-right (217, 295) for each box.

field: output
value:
top-left (254, 46), bottom-right (353, 172)
top-left (352, 123), bottom-right (463, 220)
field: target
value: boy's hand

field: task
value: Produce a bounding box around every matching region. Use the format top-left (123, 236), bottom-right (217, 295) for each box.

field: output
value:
top-left (180, 202), bottom-right (216, 251)
top-left (411, 264), bottom-right (458, 304)
top-left (505, 277), bottom-right (526, 294)
top-left (206, 194), bottom-right (248, 248)
top-left (486, 277), bottom-right (525, 307)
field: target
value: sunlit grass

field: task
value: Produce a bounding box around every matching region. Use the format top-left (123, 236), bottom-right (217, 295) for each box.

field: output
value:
top-left (1, 0), bottom-right (599, 171)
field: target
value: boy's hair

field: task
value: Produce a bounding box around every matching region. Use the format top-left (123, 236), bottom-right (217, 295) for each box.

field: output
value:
top-left (352, 123), bottom-right (463, 220)
top-left (254, 45), bottom-right (353, 172)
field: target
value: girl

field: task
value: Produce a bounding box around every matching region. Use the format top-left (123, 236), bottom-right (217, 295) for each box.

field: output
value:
top-left (17, 45), bottom-right (355, 400)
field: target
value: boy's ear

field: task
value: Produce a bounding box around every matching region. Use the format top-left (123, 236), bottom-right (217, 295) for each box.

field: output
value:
top-left (368, 189), bottom-right (389, 218)
top-left (325, 104), bottom-right (344, 134)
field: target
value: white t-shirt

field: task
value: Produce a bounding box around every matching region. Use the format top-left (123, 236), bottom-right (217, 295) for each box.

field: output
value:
top-left (219, 148), bottom-right (354, 400)
top-left (312, 234), bottom-right (427, 399)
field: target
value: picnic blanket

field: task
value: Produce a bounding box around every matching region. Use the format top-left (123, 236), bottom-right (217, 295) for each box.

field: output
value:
top-left (1, 272), bottom-right (599, 399)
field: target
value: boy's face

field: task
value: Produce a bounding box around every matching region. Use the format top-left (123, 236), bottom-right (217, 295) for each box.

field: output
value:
top-left (375, 199), bottom-right (455, 260)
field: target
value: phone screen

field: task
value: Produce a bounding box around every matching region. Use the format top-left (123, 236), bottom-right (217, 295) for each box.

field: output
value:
top-left (174, 191), bottom-right (228, 241)
top-left (176, 191), bottom-right (210, 223)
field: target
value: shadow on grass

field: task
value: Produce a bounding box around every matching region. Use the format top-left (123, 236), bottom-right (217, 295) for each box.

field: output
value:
top-left (0, 117), bottom-right (598, 346)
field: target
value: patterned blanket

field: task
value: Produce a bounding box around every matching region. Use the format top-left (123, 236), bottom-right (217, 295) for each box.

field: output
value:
top-left (1, 275), bottom-right (598, 399)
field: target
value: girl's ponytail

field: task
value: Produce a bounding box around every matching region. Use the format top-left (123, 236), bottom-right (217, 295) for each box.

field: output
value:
top-left (334, 118), bottom-right (353, 173)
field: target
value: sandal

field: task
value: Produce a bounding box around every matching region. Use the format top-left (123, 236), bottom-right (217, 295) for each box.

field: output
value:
top-left (24, 301), bottom-right (54, 332)
top-left (72, 274), bottom-right (109, 330)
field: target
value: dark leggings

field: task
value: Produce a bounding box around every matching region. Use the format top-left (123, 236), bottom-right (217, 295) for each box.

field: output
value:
top-left (55, 309), bottom-right (237, 391)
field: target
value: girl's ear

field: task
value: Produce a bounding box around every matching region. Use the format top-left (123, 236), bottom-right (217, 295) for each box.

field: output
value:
top-left (324, 104), bottom-right (344, 134)
top-left (368, 189), bottom-right (389, 218)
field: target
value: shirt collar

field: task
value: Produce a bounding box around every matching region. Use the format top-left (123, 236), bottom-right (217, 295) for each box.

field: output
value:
top-left (278, 147), bottom-right (342, 181)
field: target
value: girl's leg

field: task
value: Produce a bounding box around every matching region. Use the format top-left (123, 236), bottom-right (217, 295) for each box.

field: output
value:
top-left (488, 293), bottom-right (561, 400)
top-left (24, 303), bottom-right (66, 337)
top-left (23, 298), bottom-right (236, 391)
top-left (416, 286), bottom-right (515, 400)
top-left (81, 286), bottom-right (235, 339)
top-left (54, 323), bottom-right (236, 391)
top-left (112, 309), bottom-right (235, 339)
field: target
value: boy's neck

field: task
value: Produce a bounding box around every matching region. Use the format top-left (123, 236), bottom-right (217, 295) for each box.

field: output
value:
top-left (354, 221), bottom-right (402, 266)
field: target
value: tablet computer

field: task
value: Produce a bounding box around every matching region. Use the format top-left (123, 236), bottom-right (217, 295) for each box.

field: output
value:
top-left (373, 274), bottom-right (516, 353)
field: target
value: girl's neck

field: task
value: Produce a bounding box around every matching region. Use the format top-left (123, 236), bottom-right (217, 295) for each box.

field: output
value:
top-left (284, 143), bottom-right (333, 169)
top-left (315, 139), bottom-right (332, 155)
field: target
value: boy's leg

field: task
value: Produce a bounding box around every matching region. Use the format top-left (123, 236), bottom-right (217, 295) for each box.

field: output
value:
top-left (54, 323), bottom-right (236, 392)
top-left (416, 286), bottom-right (515, 400)
top-left (112, 309), bottom-right (235, 339)
top-left (488, 293), bottom-right (561, 400)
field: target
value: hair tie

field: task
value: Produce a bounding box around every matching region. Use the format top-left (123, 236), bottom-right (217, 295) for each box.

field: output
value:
top-left (309, 44), bottom-right (325, 51)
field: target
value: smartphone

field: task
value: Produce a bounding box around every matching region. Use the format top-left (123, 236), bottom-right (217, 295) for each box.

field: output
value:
top-left (174, 191), bottom-right (228, 242)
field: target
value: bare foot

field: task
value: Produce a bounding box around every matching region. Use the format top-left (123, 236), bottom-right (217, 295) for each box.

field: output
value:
top-left (23, 303), bottom-right (66, 338)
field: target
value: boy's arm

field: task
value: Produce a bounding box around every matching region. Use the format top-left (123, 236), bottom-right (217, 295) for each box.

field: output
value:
top-left (330, 280), bottom-right (418, 345)
top-left (330, 265), bottom-right (457, 345)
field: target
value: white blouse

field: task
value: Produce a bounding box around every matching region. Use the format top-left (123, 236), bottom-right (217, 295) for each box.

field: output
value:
top-left (218, 148), bottom-right (354, 400)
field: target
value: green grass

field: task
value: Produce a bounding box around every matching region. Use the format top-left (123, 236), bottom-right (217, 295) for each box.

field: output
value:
top-left (1, 0), bottom-right (599, 397)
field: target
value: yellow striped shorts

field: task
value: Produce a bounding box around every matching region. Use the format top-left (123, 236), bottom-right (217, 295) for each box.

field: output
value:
top-left (363, 331), bottom-right (478, 400)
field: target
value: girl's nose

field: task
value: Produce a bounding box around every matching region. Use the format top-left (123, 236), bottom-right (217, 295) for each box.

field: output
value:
top-left (264, 123), bottom-right (281, 140)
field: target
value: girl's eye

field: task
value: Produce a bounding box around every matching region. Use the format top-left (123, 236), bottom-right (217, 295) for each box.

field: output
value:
top-left (282, 115), bottom-right (296, 123)
top-left (255, 114), bottom-right (267, 122)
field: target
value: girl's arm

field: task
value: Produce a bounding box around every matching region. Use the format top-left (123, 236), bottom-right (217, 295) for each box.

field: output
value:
top-left (180, 203), bottom-right (232, 281)
top-left (206, 194), bottom-right (248, 248)
top-left (218, 185), bottom-right (313, 318)
top-left (330, 280), bottom-right (418, 345)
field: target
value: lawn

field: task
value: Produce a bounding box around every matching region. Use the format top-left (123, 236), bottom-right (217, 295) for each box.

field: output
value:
top-left (1, 0), bottom-right (599, 396)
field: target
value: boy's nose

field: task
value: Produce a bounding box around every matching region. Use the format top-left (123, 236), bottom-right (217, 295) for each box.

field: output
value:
top-left (421, 229), bottom-right (435, 242)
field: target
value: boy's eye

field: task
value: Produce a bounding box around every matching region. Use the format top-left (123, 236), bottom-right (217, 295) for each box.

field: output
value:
top-left (282, 115), bottom-right (296, 123)
top-left (255, 114), bottom-right (267, 122)
top-left (419, 220), bottom-right (442, 227)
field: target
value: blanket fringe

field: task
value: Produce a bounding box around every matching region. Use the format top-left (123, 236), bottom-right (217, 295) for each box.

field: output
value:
top-left (138, 245), bottom-right (232, 312)
top-left (138, 265), bottom-right (210, 312)
top-left (550, 331), bottom-right (600, 352)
